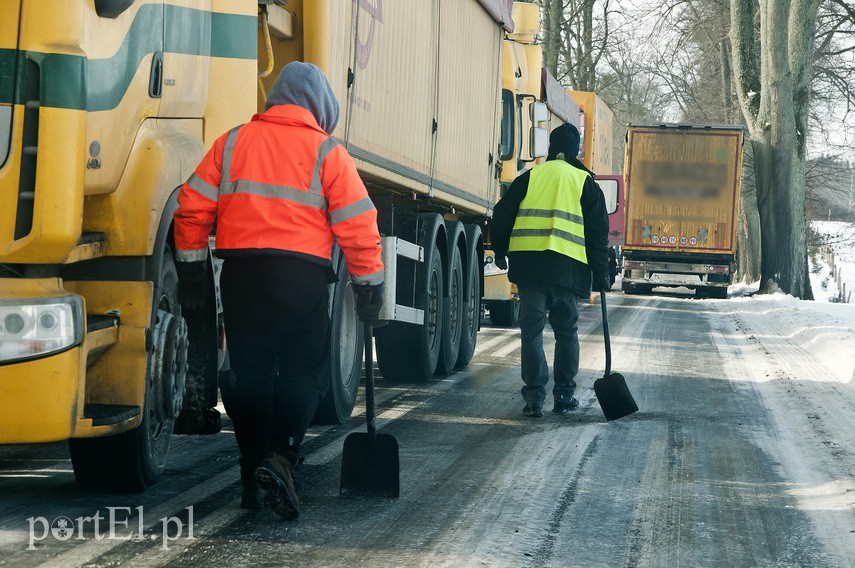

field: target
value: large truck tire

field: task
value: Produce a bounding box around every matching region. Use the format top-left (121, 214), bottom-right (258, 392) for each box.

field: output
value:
top-left (456, 224), bottom-right (482, 368)
top-left (622, 281), bottom-right (652, 295)
top-left (489, 299), bottom-right (519, 327)
top-left (70, 250), bottom-right (185, 492)
top-left (435, 241), bottom-right (464, 375)
top-left (376, 243), bottom-right (444, 383)
top-left (313, 266), bottom-right (364, 424)
top-left (698, 286), bottom-right (728, 299)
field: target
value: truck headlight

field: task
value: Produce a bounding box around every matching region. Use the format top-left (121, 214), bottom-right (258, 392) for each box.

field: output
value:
top-left (0, 296), bottom-right (84, 364)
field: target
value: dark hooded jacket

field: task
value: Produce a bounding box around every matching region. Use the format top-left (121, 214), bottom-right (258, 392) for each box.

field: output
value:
top-left (490, 123), bottom-right (610, 295)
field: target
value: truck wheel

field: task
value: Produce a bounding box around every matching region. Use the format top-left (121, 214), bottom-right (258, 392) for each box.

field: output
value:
top-left (456, 226), bottom-right (482, 368)
top-left (622, 281), bottom-right (646, 295)
top-left (70, 250), bottom-right (185, 492)
top-left (435, 245), bottom-right (464, 375)
top-left (313, 270), bottom-right (364, 424)
top-left (376, 243), bottom-right (444, 383)
top-left (489, 300), bottom-right (519, 327)
top-left (698, 287), bottom-right (727, 299)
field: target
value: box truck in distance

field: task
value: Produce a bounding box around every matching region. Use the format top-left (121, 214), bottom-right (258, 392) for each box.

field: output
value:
top-left (620, 124), bottom-right (744, 298)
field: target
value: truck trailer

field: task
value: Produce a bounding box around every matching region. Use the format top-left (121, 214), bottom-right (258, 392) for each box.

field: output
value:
top-left (0, 0), bottom-right (546, 491)
top-left (620, 124), bottom-right (744, 298)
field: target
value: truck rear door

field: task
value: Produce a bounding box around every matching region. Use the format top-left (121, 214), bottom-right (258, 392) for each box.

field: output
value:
top-left (624, 125), bottom-right (743, 255)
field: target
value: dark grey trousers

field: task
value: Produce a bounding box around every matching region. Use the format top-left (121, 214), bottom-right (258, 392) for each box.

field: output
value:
top-left (518, 283), bottom-right (580, 405)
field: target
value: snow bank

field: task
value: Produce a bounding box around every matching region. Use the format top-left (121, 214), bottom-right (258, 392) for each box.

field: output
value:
top-left (725, 292), bottom-right (855, 384)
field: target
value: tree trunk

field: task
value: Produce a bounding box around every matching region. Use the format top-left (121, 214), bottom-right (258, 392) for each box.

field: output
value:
top-left (730, 0), bottom-right (819, 299)
top-left (543, 0), bottom-right (562, 78)
top-left (718, 40), bottom-right (733, 123)
top-left (737, 140), bottom-right (762, 283)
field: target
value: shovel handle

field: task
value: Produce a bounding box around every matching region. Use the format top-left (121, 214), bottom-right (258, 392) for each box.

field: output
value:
top-left (364, 322), bottom-right (377, 438)
top-left (600, 290), bottom-right (611, 377)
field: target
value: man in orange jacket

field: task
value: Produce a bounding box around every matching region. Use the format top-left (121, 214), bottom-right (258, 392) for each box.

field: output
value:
top-left (173, 62), bottom-right (384, 520)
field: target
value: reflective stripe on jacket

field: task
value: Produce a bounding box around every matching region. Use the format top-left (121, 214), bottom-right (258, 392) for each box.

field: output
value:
top-left (508, 159), bottom-right (589, 264)
top-left (173, 104), bottom-right (383, 285)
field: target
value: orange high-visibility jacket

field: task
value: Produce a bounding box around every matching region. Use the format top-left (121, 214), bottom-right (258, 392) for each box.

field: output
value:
top-left (173, 105), bottom-right (383, 285)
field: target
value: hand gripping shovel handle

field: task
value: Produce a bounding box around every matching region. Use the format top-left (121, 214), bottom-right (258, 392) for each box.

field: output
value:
top-left (364, 322), bottom-right (377, 440)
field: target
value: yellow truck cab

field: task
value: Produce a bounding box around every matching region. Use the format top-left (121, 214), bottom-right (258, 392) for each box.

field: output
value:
top-left (1, 0), bottom-right (553, 493)
top-left (482, 1), bottom-right (583, 326)
top-left (0, 0), bottom-right (256, 491)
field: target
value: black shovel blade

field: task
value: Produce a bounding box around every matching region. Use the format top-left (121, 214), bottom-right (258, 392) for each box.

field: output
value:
top-left (340, 432), bottom-right (400, 498)
top-left (594, 371), bottom-right (638, 421)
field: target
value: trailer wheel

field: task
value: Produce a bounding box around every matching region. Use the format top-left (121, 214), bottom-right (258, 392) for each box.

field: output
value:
top-left (435, 244), bottom-right (464, 375)
top-left (456, 225), bottom-right (482, 368)
top-left (70, 250), bottom-right (184, 492)
top-left (376, 243), bottom-right (444, 383)
top-left (698, 287), bottom-right (727, 299)
top-left (313, 268), bottom-right (364, 424)
top-left (622, 281), bottom-right (652, 295)
top-left (489, 300), bottom-right (519, 327)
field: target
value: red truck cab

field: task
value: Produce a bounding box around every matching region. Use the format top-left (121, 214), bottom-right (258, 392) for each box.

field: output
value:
top-left (596, 174), bottom-right (624, 287)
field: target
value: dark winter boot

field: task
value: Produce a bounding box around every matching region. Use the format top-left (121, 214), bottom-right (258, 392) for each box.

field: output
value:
top-left (523, 402), bottom-right (543, 418)
top-left (240, 478), bottom-right (265, 510)
top-left (552, 397), bottom-right (579, 415)
top-left (254, 452), bottom-right (300, 520)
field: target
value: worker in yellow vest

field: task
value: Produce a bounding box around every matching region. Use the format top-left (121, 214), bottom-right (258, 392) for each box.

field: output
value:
top-left (490, 123), bottom-right (610, 418)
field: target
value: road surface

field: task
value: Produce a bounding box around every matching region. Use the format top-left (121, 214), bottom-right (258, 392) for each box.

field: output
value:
top-left (1, 291), bottom-right (853, 567)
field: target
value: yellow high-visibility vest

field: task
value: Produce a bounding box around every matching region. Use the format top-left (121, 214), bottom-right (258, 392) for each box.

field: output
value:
top-left (508, 160), bottom-right (589, 264)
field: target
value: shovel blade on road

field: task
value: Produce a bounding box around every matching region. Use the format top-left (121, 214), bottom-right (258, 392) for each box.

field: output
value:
top-left (594, 371), bottom-right (638, 421)
top-left (595, 291), bottom-right (639, 421)
top-left (339, 322), bottom-right (400, 499)
top-left (340, 432), bottom-right (400, 498)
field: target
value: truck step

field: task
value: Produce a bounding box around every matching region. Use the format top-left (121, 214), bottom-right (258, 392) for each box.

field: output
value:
top-left (85, 313), bottom-right (119, 367)
top-left (64, 232), bottom-right (107, 264)
top-left (83, 404), bottom-right (140, 426)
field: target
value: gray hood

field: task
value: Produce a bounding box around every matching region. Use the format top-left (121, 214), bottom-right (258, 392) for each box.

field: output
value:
top-left (265, 61), bottom-right (340, 135)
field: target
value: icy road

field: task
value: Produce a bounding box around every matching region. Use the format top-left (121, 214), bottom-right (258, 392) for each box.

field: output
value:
top-left (1, 290), bottom-right (854, 567)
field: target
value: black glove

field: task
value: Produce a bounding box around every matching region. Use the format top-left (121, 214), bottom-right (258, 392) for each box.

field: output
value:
top-left (494, 255), bottom-right (508, 270)
top-left (353, 282), bottom-right (384, 324)
top-left (593, 273), bottom-right (611, 292)
top-left (176, 261), bottom-right (209, 310)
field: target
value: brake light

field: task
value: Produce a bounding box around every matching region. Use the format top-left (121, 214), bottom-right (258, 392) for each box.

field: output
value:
top-left (709, 265), bottom-right (729, 274)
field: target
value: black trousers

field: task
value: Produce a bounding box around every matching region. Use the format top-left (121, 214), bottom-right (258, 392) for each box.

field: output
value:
top-left (218, 256), bottom-right (330, 479)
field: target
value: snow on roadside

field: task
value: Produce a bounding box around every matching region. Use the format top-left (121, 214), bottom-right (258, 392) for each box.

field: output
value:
top-left (721, 292), bottom-right (855, 384)
top-left (810, 220), bottom-right (855, 303)
top-left (713, 220), bottom-right (855, 383)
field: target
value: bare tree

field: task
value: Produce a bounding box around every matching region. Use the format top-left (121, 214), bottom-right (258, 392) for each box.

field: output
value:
top-left (543, 0), bottom-right (564, 77)
top-left (543, 0), bottom-right (617, 91)
top-left (730, 0), bottom-right (822, 298)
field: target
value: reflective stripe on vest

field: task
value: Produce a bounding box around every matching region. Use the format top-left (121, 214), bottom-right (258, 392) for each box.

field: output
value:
top-left (508, 160), bottom-right (589, 264)
top-left (212, 126), bottom-right (372, 226)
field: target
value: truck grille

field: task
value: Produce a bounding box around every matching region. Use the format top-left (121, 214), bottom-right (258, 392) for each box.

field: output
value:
top-left (14, 58), bottom-right (40, 240)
